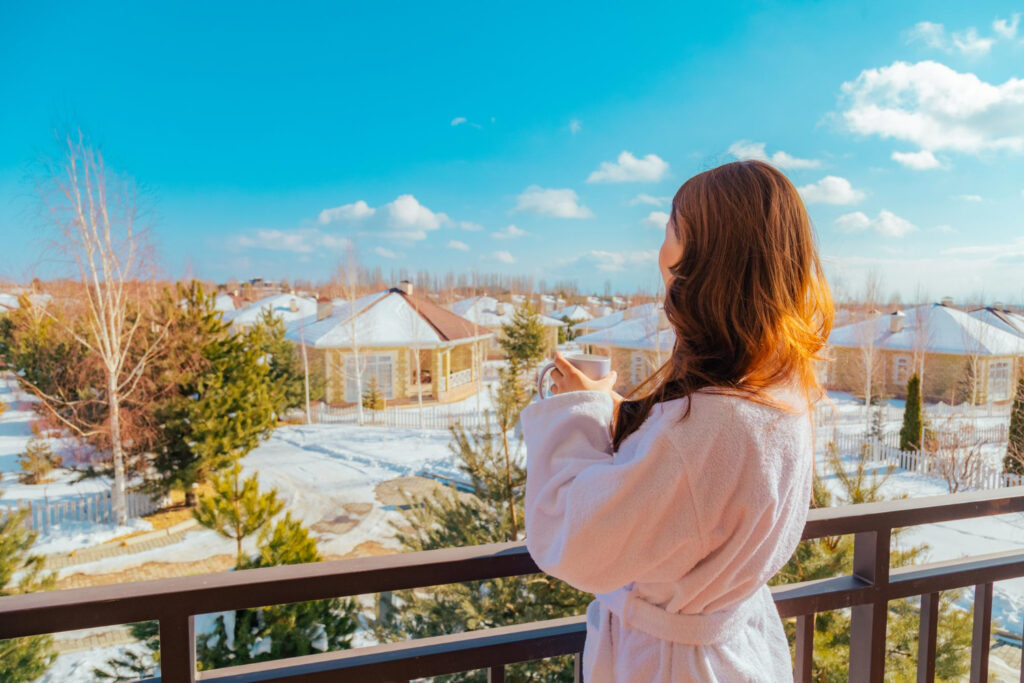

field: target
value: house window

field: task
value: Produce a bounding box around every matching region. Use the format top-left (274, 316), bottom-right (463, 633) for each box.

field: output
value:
top-left (988, 360), bottom-right (1011, 401)
top-left (631, 352), bottom-right (646, 386)
top-left (893, 356), bottom-right (910, 385)
top-left (345, 353), bottom-right (394, 403)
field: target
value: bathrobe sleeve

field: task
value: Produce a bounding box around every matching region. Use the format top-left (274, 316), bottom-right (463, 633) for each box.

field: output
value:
top-left (520, 391), bottom-right (710, 595)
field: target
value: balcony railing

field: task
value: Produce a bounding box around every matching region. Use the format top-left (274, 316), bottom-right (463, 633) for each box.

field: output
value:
top-left (1, 487), bottom-right (1022, 683)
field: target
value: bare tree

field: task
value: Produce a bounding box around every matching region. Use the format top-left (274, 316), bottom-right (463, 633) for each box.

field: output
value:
top-left (929, 416), bottom-right (986, 493)
top-left (338, 245), bottom-right (365, 425)
top-left (32, 130), bottom-right (164, 525)
top-left (910, 284), bottom-right (934, 395)
top-left (855, 267), bottom-right (885, 432)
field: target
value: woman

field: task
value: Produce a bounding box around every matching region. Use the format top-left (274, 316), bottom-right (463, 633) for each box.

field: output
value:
top-left (520, 160), bottom-right (832, 682)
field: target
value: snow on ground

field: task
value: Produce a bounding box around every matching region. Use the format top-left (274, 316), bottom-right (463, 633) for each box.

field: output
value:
top-left (33, 642), bottom-right (155, 683)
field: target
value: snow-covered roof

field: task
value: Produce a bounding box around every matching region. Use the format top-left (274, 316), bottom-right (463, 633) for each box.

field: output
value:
top-left (449, 296), bottom-right (566, 328)
top-left (828, 304), bottom-right (1024, 357)
top-left (550, 304), bottom-right (593, 322)
top-left (576, 302), bottom-right (660, 333)
top-left (225, 293), bottom-right (318, 327)
top-left (214, 294), bottom-right (236, 312)
top-left (576, 317), bottom-right (676, 351)
top-left (0, 291), bottom-right (51, 311)
top-left (968, 307), bottom-right (1024, 339)
top-left (0, 293), bottom-right (17, 311)
top-left (286, 289), bottom-right (493, 349)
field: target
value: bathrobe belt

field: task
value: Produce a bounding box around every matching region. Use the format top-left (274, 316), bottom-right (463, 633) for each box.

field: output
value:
top-left (596, 584), bottom-right (771, 646)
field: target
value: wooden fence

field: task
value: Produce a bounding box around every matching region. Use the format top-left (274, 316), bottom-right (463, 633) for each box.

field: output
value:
top-left (0, 490), bottom-right (160, 533)
top-left (830, 433), bottom-right (1024, 492)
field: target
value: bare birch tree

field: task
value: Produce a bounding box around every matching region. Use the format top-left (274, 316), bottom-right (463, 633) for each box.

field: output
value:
top-left (856, 267), bottom-right (885, 433)
top-left (338, 245), bottom-right (365, 425)
top-left (910, 284), bottom-right (934, 397)
top-left (34, 130), bottom-right (164, 525)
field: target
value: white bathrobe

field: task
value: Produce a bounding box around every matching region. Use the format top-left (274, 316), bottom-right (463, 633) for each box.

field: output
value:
top-left (521, 387), bottom-right (813, 682)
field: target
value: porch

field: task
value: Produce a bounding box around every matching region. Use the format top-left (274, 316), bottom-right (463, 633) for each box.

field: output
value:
top-left (2, 487), bottom-right (1022, 682)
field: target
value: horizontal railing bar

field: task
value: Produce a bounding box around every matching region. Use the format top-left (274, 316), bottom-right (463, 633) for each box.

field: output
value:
top-left (196, 615), bottom-right (587, 683)
top-left (800, 486), bottom-right (1024, 539)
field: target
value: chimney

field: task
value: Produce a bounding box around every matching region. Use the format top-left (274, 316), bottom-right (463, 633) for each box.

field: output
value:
top-left (939, 296), bottom-right (954, 307)
top-left (992, 301), bottom-right (1004, 311)
top-left (316, 298), bottom-right (332, 321)
top-left (657, 308), bottom-right (670, 330)
top-left (622, 307), bottom-right (635, 321)
top-left (289, 297), bottom-right (299, 313)
top-left (397, 280), bottom-right (413, 295)
top-left (889, 310), bottom-right (906, 333)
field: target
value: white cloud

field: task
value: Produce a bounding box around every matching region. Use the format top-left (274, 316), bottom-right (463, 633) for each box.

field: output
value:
top-left (993, 14), bottom-right (1020, 40)
top-left (586, 151), bottom-right (669, 183)
top-left (907, 21), bottom-right (1001, 56)
top-left (941, 236), bottom-right (1024, 257)
top-left (835, 210), bottom-right (916, 237)
top-left (629, 193), bottom-right (670, 207)
top-left (797, 176), bottom-right (866, 204)
top-left (451, 117), bottom-right (467, 126)
top-left (566, 250), bottom-right (659, 272)
top-left (569, 119), bottom-right (581, 135)
top-left (233, 229), bottom-right (353, 253)
top-left (891, 150), bottom-right (942, 170)
top-left (954, 194), bottom-right (982, 202)
top-left (643, 211), bottom-right (670, 228)
top-left (493, 250), bottom-right (516, 264)
top-left (515, 186), bottom-right (593, 218)
top-left (492, 224), bottom-right (526, 240)
top-left (840, 61), bottom-right (1024, 157)
top-left (726, 140), bottom-right (822, 169)
top-left (907, 21), bottom-right (946, 49)
top-left (374, 246), bottom-right (399, 259)
top-left (458, 221), bottom-right (483, 231)
top-left (317, 200), bottom-right (375, 225)
top-left (447, 240), bottom-right (470, 251)
top-left (315, 194), bottom-right (450, 242)
top-left (934, 224), bottom-right (956, 233)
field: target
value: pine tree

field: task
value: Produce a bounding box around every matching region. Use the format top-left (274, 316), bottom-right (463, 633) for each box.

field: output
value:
top-left (498, 304), bottom-right (546, 375)
top-left (151, 282), bottom-right (278, 495)
top-left (899, 373), bottom-right (923, 451)
top-left (193, 463), bottom-right (283, 565)
top-left (196, 513), bottom-right (359, 670)
top-left (17, 433), bottom-right (61, 484)
top-left (1005, 378), bottom-right (1024, 476)
top-left (489, 365), bottom-right (532, 539)
top-left (362, 375), bottom-right (384, 411)
top-left (770, 443), bottom-right (972, 679)
top-left (0, 500), bottom-right (56, 683)
top-left (252, 307), bottom-right (316, 413)
top-left (370, 387), bottom-right (589, 681)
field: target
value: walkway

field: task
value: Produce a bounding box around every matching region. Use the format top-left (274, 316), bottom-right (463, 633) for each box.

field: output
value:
top-left (42, 524), bottom-right (196, 570)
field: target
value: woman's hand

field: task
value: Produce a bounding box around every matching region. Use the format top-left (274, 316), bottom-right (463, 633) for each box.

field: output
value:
top-left (549, 352), bottom-right (623, 406)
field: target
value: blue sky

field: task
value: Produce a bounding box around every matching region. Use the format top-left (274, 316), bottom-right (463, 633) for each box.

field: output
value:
top-left (2, 1), bottom-right (1023, 302)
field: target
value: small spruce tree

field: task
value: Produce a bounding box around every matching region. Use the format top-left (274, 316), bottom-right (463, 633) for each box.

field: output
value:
top-left (498, 303), bottom-right (547, 375)
top-left (196, 513), bottom-right (359, 670)
top-left (0, 499), bottom-right (56, 683)
top-left (1005, 378), bottom-right (1024, 476)
top-left (899, 373), bottom-right (923, 451)
top-left (370, 377), bottom-right (589, 681)
top-left (193, 463), bottom-right (283, 565)
top-left (362, 375), bottom-right (385, 411)
top-left (17, 434), bottom-right (61, 484)
top-left (252, 307), bottom-right (315, 412)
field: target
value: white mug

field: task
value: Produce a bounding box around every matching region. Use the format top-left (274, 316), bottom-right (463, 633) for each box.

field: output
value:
top-left (536, 354), bottom-right (612, 399)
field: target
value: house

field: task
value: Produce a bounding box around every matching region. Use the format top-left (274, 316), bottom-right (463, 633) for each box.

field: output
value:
top-left (969, 305), bottom-right (1024, 339)
top-left (224, 293), bottom-right (318, 330)
top-left (576, 305), bottom-right (674, 394)
top-left (574, 302), bottom-right (660, 335)
top-left (0, 293), bottom-right (17, 312)
top-left (826, 304), bottom-right (1024, 404)
top-left (448, 296), bottom-right (565, 359)
top-left (287, 283), bottom-right (493, 405)
top-left (549, 304), bottom-right (592, 323)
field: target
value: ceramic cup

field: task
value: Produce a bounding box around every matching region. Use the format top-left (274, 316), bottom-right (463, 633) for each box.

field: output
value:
top-left (536, 353), bottom-right (612, 399)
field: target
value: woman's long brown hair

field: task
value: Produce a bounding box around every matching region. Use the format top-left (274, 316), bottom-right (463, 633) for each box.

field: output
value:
top-left (611, 160), bottom-right (834, 451)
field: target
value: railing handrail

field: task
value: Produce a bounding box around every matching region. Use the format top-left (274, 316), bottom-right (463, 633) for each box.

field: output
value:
top-left (1, 487), bottom-right (1022, 682)
top-left (2, 487), bottom-right (1022, 640)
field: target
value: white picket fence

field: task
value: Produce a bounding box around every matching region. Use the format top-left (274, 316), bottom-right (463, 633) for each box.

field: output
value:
top-left (0, 490), bottom-right (160, 533)
top-left (316, 403), bottom-right (489, 431)
top-left (830, 434), bottom-right (1023, 492)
